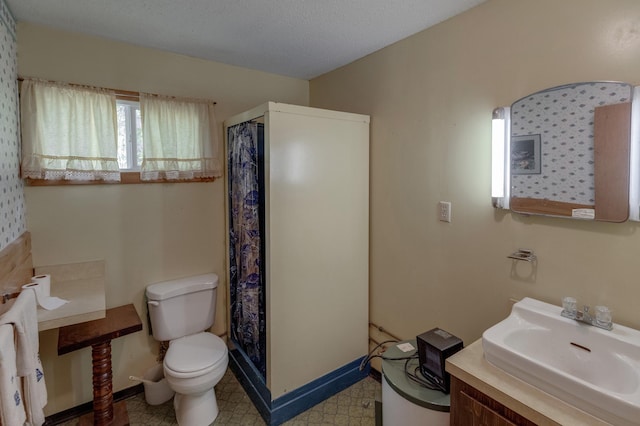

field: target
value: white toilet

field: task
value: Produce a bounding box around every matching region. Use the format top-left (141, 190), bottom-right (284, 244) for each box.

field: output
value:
top-left (146, 273), bottom-right (229, 426)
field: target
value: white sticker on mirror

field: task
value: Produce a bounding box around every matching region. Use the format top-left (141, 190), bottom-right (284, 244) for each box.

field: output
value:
top-left (572, 209), bottom-right (595, 219)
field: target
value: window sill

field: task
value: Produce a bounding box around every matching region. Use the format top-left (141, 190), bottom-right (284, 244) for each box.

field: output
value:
top-left (25, 172), bottom-right (217, 186)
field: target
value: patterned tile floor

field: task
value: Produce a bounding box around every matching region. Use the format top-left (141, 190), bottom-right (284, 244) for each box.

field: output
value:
top-left (59, 370), bottom-right (381, 425)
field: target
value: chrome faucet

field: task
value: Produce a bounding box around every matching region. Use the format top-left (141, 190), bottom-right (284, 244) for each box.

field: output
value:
top-left (561, 298), bottom-right (613, 331)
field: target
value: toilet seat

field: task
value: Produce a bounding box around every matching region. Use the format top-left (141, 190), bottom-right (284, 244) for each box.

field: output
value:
top-left (165, 332), bottom-right (227, 378)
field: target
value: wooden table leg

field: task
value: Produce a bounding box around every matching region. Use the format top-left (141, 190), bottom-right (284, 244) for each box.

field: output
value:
top-left (78, 340), bottom-right (130, 426)
top-left (92, 340), bottom-right (114, 425)
top-left (58, 304), bottom-right (141, 426)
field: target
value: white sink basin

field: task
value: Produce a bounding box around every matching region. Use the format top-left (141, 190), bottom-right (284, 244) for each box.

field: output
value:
top-left (483, 297), bottom-right (640, 426)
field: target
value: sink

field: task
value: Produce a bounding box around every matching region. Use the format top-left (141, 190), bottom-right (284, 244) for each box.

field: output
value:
top-left (483, 297), bottom-right (640, 426)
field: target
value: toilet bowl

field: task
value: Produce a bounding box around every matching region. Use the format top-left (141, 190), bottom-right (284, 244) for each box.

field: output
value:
top-left (146, 273), bottom-right (228, 426)
top-left (164, 332), bottom-right (229, 425)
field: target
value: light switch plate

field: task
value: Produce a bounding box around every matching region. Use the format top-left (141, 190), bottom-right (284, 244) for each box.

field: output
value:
top-left (438, 201), bottom-right (451, 222)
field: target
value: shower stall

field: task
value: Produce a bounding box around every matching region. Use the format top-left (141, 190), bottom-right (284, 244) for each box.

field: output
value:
top-left (225, 102), bottom-right (370, 425)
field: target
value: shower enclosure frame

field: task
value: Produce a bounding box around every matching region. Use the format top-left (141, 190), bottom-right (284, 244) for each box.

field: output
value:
top-left (224, 102), bottom-right (370, 425)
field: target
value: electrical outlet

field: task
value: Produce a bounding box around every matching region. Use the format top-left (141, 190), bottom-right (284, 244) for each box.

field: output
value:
top-left (438, 201), bottom-right (451, 222)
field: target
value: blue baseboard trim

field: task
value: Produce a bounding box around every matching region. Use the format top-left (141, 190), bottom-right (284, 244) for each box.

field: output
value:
top-left (228, 345), bottom-right (272, 421)
top-left (270, 356), bottom-right (370, 425)
top-left (228, 347), bottom-right (370, 426)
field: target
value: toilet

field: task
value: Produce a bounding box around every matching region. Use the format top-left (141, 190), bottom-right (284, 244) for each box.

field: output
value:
top-left (146, 273), bottom-right (228, 426)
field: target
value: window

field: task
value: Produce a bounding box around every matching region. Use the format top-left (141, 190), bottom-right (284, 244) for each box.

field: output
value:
top-left (20, 78), bottom-right (221, 185)
top-left (117, 100), bottom-right (143, 171)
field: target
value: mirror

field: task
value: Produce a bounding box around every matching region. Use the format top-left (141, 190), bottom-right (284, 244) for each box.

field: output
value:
top-left (509, 82), bottom-right (633, 222)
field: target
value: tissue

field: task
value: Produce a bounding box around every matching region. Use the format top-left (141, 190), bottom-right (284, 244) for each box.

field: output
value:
top-left (31, 274), bottom-right (51, 298)
top-left (21, 280), bottom-right (68, 311)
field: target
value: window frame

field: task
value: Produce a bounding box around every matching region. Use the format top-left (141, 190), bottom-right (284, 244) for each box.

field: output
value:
top-left (117, 99), bottom-right (142, 172)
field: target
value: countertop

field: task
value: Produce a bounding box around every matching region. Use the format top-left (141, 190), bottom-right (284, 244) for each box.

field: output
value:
top-left (36, 276), bottom-right (105, 331)
top-left (445, 339), bottom-right (611, 426)
top-left (34, 260), bottom-right (106, 331)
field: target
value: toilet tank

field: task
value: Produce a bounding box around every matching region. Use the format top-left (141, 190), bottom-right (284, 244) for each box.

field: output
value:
top-left (146, 273), bottom-right (218, 341)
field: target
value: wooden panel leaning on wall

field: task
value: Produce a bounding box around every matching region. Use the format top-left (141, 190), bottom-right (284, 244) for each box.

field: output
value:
top-left (0, 232), bottom-right (34, 300)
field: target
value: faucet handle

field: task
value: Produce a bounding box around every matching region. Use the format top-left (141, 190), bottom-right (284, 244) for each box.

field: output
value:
top-left (561, 297), bottom-right (578, 320)
top-left (595, 306), bottom-right (612, 328)
top-left (562, 296), bottom-right (577, 316)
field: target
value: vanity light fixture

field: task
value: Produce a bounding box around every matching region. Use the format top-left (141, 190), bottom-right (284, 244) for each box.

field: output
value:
top-left (629, 86), bottom-right (640, 221)
top-left (491, 107), bottom-right (510, 209)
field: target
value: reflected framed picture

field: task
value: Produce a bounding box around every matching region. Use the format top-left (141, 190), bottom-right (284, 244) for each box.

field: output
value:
top-left (511, 134), bottom-right (541, 175)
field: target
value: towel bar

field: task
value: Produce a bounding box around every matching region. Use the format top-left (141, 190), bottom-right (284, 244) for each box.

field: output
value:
top-left (1, 291), bottom-right (21, 304)
top-left (507, 249), bottom-right (537, 262)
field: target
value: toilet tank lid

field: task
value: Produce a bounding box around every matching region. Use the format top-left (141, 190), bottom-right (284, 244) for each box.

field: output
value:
top-left (146, 273), bottom-right (219, 301)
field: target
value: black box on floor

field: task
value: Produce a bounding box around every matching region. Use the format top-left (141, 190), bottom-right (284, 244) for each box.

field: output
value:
top-left (416, 328), bottom-right (463, 393)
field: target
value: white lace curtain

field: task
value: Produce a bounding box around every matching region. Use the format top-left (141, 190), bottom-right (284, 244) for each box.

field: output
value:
top-left (140, 93), bottom-right (221, 180)
top-left (20, 79), bottom-right (120, 181)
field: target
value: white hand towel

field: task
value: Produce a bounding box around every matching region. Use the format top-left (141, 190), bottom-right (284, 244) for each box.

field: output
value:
top-left (0, 324), bottom-right (27, 426)
top-left (22, 355), bottom-right (47, 426)
top-left (0, 290), bottom-right (47, 426)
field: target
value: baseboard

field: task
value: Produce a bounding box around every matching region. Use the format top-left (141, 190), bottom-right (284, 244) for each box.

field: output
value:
top-left (270, 357), bottom-right (370, 425)
top-left (229, 346), bottom-right (370, 426)
top-left (369, 367), bottom-right (382, 383)
top-left (44, 384), bottom-right (143, 426)
top-left (227, 345), bottom-right (272, 422)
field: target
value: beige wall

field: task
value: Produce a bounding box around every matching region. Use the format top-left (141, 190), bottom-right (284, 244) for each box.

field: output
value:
top-left (310, 0), bottom-right (640, 354)
top-left (17, 22), bottom-right (308, 414)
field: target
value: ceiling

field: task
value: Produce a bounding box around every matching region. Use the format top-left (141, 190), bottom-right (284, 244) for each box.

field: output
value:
top-left (6, 0), bottom-right (486, 80)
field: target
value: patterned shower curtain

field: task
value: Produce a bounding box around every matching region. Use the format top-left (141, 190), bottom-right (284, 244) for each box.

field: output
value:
top-left (227, 121), bottom-right (266, 377)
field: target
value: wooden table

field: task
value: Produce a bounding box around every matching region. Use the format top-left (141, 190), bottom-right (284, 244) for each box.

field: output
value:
top-left (58, 304), bottom-right (143, 426)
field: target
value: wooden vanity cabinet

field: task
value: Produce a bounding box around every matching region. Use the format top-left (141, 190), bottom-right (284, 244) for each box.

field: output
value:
top-left (450, 376), bottom-right (537, 426)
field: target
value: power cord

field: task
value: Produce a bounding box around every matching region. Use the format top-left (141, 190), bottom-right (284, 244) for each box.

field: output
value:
top-left (360, 339), bottom-right (441, 391)
top-left (403, 359), bottom-right (440, 390)
top-left (359, 339), bottom-right (419, 371)
top-left (359, 339), bottom-right (397, 370)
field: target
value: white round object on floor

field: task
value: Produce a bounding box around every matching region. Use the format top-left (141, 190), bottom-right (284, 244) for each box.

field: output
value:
top-left (382, 377), bottom-right (449, 426)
